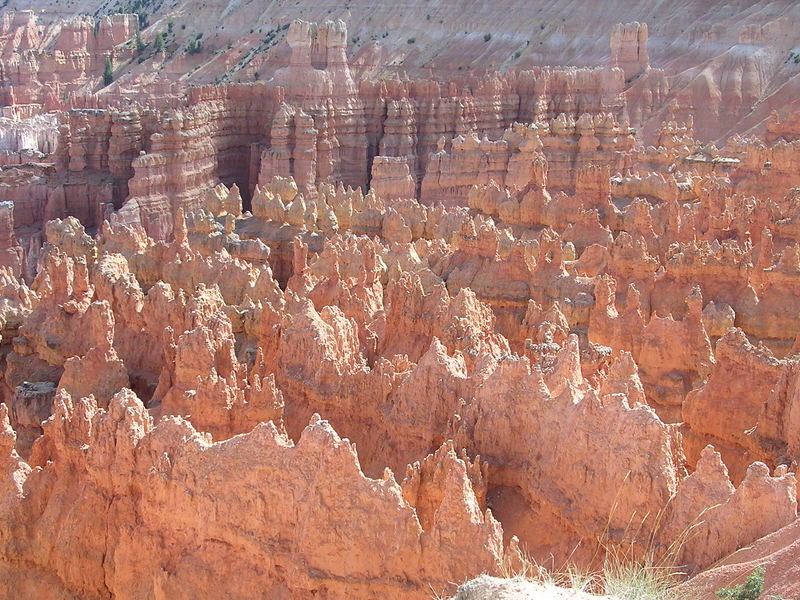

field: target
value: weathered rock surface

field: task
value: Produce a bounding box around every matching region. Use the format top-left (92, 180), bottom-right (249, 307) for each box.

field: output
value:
top-left (0, 4), bottom-right (799, 600)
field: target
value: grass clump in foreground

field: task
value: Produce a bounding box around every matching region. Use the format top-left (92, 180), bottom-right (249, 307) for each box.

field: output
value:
top-left (441, 484), bottom-right (727, 600)
top-left (603, 556), bottom-right (676, 600)
top-left (490, 545), bottom-right (679, 600)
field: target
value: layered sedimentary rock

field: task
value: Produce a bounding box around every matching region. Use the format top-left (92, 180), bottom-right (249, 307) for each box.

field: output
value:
top-left (0, 396), bottom-right (503, 599)
top-left (422, 114), bottom-right (634, 205)
top-left (1, 0), bottom-right (797, 140)
top-left (0, 168), bottom-right (797, 598)
top-left (370, 156), bottom-right (416, 200)
top-left (18, 18), bottom-right (631, 239)
top-left (1, 4), bottom-right (800, 600)
top-left (0, 11), bottom-right (138, 106)
top-left (0, 112), bottom-right (58, 158)
top-left (610, 22), bottom-right (649, 81)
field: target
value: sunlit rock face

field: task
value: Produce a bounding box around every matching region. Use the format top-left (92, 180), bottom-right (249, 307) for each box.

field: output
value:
top-left (1, 3), bottom-right (800, 599)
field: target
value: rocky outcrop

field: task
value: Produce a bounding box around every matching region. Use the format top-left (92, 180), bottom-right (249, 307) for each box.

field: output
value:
top-left (0, 392), bottom-right (503, 599)
top-left (0, 11), bottom-right (138, 106)
top-left (422, 114), bottom-right (634, 206)
top-left (2, 5), bottom-right (800, 599)
top-left (611, 22), bottom-right (649, 81)
top-left (0, 113), bottom-right (58, 157)
top-left (370, 156), bottom-right (415, 200)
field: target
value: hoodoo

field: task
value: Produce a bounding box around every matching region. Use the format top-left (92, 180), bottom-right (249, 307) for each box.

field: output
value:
top-left (1, 1), bottom-right (800, 599)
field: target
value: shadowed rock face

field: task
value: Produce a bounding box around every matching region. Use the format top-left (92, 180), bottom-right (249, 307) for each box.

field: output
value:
top-left (0, 4), bottom-right (799, 600)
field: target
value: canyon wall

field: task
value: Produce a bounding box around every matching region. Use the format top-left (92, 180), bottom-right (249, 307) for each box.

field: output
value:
top-left (0, 4), bottom-right (799, 599)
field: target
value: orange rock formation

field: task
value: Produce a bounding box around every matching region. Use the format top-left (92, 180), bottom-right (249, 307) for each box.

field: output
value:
top-left (1, 3), bottom-right (800, 599)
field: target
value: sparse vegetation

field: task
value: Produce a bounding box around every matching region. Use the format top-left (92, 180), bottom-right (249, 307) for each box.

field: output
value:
top-left (462, 494), bottom-right (702, 600)
top-left (186, 33), bottom-right (202, 54)
top-left (154, 32), bottom-right (165, 52)
top-left (218, 24), bottom-right (287, 84)
top-left (603, 559), bottom-right (676, 600)
top-left (135, 30), bottom-right (146, 53)
top-left (103, 55), bottom-right (113, 86)
top-left (484, 33), bottom-right (492, 42)
top-left (716, 567), bottom-right (766, 600)
top-left (407, 37), bottom-right (416, 44)
top-left (488, 549), bottom-right (678, 600)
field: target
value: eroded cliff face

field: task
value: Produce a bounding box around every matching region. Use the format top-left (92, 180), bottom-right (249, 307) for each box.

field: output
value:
top-left (4, 0), bottom-right (800, 141)
top-left (0, 11), bottom-right (138, 106)
top-left (1, 5), bottom-right (800, 600)
top-left (0, 164), bottom-right (798, 596)
top-left (0, 395), bottom-right (504, 600)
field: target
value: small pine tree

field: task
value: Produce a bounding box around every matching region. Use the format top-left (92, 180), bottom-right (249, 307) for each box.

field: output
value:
top-left (716, 567), bottom-right (765, 600)
top-left (167, 20), bottom-right (174, 34)
top-left (103, 55), bottom-right (113, 86)
top-left (154, 33), bottom-right (165, 52)
top-left (135, 31), bottom-right (146, 54)
top-left (186, 35), bottom-right (202, 55)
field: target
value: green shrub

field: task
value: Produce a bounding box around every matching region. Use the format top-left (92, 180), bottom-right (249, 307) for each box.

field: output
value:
top-left (484, 33), bottom-right (492, 42)
top-left (716, 568), bottom-right (765, 600)
top-left (407, 37), bottom-right (415, 44)
top-left (103, 55), bottom-right (113, 86)
top-left (135, 31), bottom-right (146, 53)
top-left (186, 35), bottom-right (202, 54)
